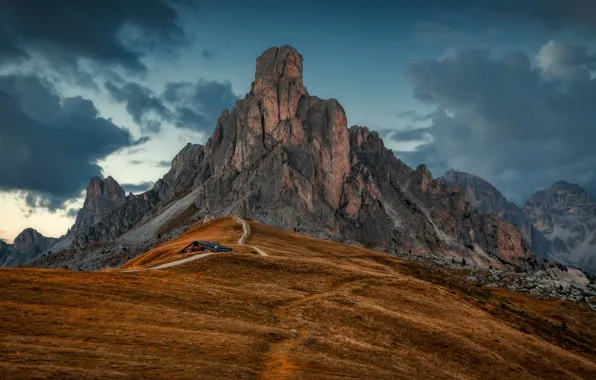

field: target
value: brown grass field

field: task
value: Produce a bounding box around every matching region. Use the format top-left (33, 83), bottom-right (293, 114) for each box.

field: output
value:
top-left (1, 217), bottom-right (596, 379)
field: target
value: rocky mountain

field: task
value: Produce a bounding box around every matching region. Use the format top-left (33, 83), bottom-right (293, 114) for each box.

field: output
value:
top-left (29, 45), bottom-right (544, 272)
top-left (0, 177), bottom-right (129, 268)
top-left (440, 170), bottom-right (554, 259)
top-left (524, 181), bottom-right (596, 272)
top-left (0, 229), bottom-right (57, 268)
top-left (440, 171), bottom-right (596, 274)
top-left (70, 143), bottom-right (203, 249)
top-left (71, 176), bottom-right (126, 232)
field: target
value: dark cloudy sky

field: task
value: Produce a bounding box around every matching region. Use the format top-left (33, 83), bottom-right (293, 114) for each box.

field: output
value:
top-left (1, 0), bottom-right (595, 241)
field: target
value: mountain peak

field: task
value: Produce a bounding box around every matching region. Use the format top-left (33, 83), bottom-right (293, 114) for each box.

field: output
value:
top-left (15, 228), bottom-right (43, 240)
top-left (249, 46), bottom-right (309, 133)
top-left (438, 170), bottom-right (563, 260)
top-left (72, 176), bottom-right (126, 231)
top-left (9, 228), bottom-right (56, 266)
top-left (524, 180), bottom-right (596, 271)
top-left (550, 180), bottom-right (586, 194)
top-left (553, 180), bottom-right (575, 187)
top-left (255, 45), bottom-right (304, 84)
top-left (442, 169), bottom-right (492, 188)
top-left (527, 180), bottom-right (593, 207)
top-left (86, 176), bottom-right (125, 201)
top-left (440, 170), bottom-right (518, 210)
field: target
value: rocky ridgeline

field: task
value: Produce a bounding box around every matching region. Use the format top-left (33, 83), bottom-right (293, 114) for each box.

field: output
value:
top-left (441, 171), bottom-right (596, 274)
top-left (70, 143), bottom-right (204, 248)
top-left (440, 170), bottom-right (554, 258)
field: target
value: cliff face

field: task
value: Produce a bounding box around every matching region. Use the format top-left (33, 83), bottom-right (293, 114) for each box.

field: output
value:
top-left (36, 45), bottom-right (537, 271)
top-left (439, 171), bottom-right (596, 273)
top-left (72, 176), bottom-right (126, 232)
top-left (524, 181), bottom-right (596, 272)
top-left (440, 170), bottom-right (528, 228)
top-left (440, 169), bottom-right (553, 259)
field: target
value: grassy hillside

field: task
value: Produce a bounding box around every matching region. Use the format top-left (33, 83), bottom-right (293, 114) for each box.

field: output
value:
top-left (1, 217), bottom-right (595, 379)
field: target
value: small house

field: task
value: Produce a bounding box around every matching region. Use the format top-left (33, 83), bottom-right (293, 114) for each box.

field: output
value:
top-left (177, 240), bottom-right (233, 254)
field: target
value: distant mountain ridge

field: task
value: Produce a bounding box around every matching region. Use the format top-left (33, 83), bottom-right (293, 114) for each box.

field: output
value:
top-left (0, 176), bottom-right (128, 268)
top-left (441, 170), bottom-right (596, 273)
top-left (0, 228), bottom-right (57, 268)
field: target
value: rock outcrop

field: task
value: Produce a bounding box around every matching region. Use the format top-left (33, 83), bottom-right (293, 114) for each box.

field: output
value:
top-left (440, 169), bottom-right (554, 258)
top-left (70, 144), bottom-right (205, 248)
top-left (35, 45), bottom-right (539, 271)
top-left (179, 45), bottom-right (533, 268)
top-left (72, 176), bottom-right (126, 232)
top-left (440, 171), bottom-right (596, 274)
top-left (0, 229), bottom-right (57, 267)
top-left (524, 181), bottom-right (596, 272)
top-left (153, 143), bottom-right (205, 203)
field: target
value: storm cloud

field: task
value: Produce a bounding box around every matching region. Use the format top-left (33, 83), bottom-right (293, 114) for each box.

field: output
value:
top-left (398, 0), bottom-right (596, 33)
top-left (105, 81), bottom-right (173, 133)
top-left (105, 79), bottom-right (239, 134)
top-left (0, 0), bottom-right (195, 81)
top-left (397, 40), bottom-right (596, 201)
top-left (471, 0), bottom-right (596, 32)
top-left (0, 75), bottom-right (144, 210)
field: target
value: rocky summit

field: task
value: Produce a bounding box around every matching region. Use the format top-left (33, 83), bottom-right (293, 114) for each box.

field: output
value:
top-left (524, 180), bottom-right (596, 272)
top-left (71, 176), bottom-right (127, 232)
top-left (30, 45), bottom-right (545, 273)
top-left (0, 228), bottom-right (56, 268)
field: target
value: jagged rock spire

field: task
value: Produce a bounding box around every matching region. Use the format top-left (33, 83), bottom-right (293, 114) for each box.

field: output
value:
top-left (250, 46), bottom-right (309, 133)
top-left (72, 176), bottom-right (126, 231)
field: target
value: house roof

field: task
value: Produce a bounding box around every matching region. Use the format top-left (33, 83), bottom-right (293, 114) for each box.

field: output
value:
top-left (192, 240), bottom-right (233, 252)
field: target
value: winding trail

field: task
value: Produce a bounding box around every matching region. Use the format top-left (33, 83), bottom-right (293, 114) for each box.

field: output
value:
top-left (122, 251), bottom-right (217, 273)
top-left (233, 216), bottom-right (269, 256)
top-left (148, 252), bottom-right (216, 270)
top-left (122, 216), bottom-right (268, 272)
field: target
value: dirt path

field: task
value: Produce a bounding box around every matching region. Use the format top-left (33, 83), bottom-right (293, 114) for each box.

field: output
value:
top-left (149, 252), bottom-right (216, 269)
top-left (122, 253), bottom-right (216, 272)
top-left (236, 215), bottom-right (250, 244)
top-left (233, 216), bottom-right (269, 256)
top-left (122, 216), bottom-right (267, 271)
